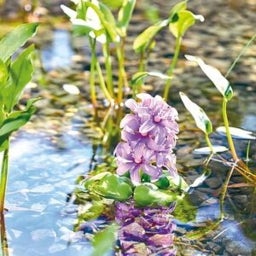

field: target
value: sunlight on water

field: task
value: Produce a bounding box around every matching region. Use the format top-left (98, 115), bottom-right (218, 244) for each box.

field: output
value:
top-left (4, 132), bottom-right (93, 256)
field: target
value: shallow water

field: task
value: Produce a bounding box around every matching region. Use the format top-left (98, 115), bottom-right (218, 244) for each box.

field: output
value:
top-left (4, 132), bottom-right (94, 256)
top-left (1, 0), bottom-right (256, 254)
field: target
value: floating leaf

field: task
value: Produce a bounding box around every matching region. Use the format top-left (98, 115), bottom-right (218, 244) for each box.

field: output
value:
top-left (92, 223), bottom-right (118, 256)
top-left (134, 184), bottom-right (176, 207)
top-left (0, 23), bottom-right (38, 62)
top-left (179, 92), bottom-right (212, 134)
top-left (185, 55), bottom-right (233, 100)
top-left (216, 126), bottom-right (256, 140)
top-left (85, 173), bottom-right (133, 201)
top-left (193, 145), bottom-right (229, 155)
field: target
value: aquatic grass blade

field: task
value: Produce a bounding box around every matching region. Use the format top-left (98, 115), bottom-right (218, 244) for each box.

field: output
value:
top-left (0, 23), bottom-right (38, 62)
top-left (179, 92), bottom-right (212, 134)
top-left (185, 55), bottom-right (233, 100)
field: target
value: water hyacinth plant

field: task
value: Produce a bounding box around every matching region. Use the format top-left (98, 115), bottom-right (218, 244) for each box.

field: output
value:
top-left (115, 93), bottom-right (179, 184)
top-left (61, 0), bottom-right (204, 106)
top-left (0, 23), bottom-right (39, 213)
top-left (73, 93), bottom-right (201, 254)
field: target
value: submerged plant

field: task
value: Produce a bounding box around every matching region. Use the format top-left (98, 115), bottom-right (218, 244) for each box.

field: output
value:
top-left (0, 23), bottom-right (39, 213)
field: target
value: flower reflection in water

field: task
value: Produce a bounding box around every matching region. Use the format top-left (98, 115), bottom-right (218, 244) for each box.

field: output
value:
top-left (115, 201), bottom-right (176, 256)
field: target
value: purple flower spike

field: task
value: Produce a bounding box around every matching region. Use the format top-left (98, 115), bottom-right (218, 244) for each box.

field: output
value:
top-left (115, 93), bottom-right (179, 184)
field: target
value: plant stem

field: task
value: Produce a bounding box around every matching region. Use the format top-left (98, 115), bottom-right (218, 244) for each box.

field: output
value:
top-left (103, 42), bottom-right (114, 98)
top-left (205, 133), bottom-right (214, 153)
top-left (0, 141), bottom-right (9, 213)
top-left (163, 36), bottom-right (182, 100)
top-left (0, 213), bottom-right (9, 256)
top-left (95, 61), bottom-right (113, 104)
top-left (116, 39), bottom-right (127, 104)
top-left (222, 99), bottom-right (238, 161)
top-left (219, 165), bottom-right (235, 220)
top-left (89, 38), bottom-right (97, 107)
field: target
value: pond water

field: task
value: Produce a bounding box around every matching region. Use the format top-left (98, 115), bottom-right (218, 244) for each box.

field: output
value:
top-left (4, 131), bottom-right (95, 256)
top-left (1, 1), bottom-right (256, 255)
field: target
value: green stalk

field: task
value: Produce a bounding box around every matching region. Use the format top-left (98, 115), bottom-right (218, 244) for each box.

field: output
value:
top-left (163, 35), bottom-right (182, 100)
top-left (205, 133), bottom-right (214, 153)
top-left (219, 164), bottom-right (235, 220)
top-left (0, 213), bottom-right (9, 256)
top-left (89, 37), bottom-right (97, 107)
top-left (222, 99), bottom-right (238, 161)
top-left (95, 61), bottom-right (113, 104)
top-left (102, 41), bottom-right (114, 98)
top-left (116, 39), bottom-right (128, 104)
top-left (0, 140), bottom-right (9, 213)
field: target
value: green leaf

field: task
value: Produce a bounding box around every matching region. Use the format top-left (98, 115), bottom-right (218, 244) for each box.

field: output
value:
top-left (169, 10), bottom-right (195, 38)
top-left (4, 45), bottom-right (35, 112)
top-left (0, 59), bottom-right (8, 85)
top-left (117, 0), bottom-right (136, 37)
top-left (0, 98), bottom-right (37, 150)
top-left (0, 23), bottom-right (38, 62)
top-left (101, 0), bottom-right (123, 9)
top-left (179, 92), bottom-right (212, 134)
top-left (134, 184), bottom-right (176, 207)
top-left (133, 19), bottom-right (169, 52)
top-left (131, 71), bottom-right (171, 85)
top-left (169, 0), bottom-right (187, 17)
top-left (185, 55), bottom-right (233, 100)
top-left (92, 223), bottom-right (118, 256)
top-left (86, 173), bottom-right (133, 201)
